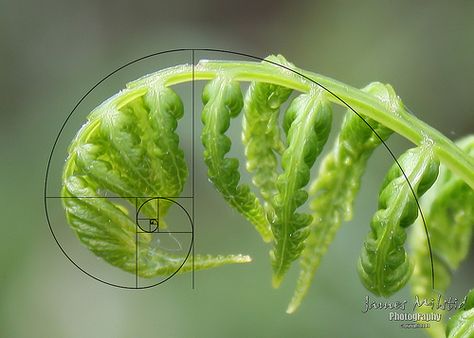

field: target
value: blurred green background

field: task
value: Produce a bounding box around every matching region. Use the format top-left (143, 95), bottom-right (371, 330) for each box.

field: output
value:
top-left (1, 0), bottom-right (473, 337)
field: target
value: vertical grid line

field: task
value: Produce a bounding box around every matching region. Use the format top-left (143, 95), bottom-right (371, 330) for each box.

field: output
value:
top-left (191, 49), bottom-right (195, 289)
top-left (135, 197), bottom-right (138, 288)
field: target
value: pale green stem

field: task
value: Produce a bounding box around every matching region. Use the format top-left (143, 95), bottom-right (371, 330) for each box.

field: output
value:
top-left (127, 60), bottom-right (474, 189)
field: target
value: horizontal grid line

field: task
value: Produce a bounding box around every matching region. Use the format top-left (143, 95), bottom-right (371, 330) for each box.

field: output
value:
top-left (46, 196), bottom-right (194, 199)
top-left (136, 231), bottom-right (193, 234)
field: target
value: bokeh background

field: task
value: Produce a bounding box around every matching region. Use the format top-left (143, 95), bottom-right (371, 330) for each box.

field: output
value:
top-left (1, 0), bottom-right (473, 337)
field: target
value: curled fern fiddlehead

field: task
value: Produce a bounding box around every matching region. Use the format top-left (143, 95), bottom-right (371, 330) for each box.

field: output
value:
top-left (63, 84), bottom-right (250, 278)
top-left (61, 53), bottom-right (474, 324)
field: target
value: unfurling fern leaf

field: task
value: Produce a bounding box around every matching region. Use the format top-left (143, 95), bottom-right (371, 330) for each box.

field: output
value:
top-left (63, 84), bottom-right (251, 277)
top-left (410, 136), bottom-right (474, 338)
top-left (269, 88), bottom-right (332, 287)
top-left (287, 82), bottom-right (397, 313)
top-left (60, 53), bottom-right (474, 323)
top-left (358, 143), bottom-right (440, 296)
top-left (242, 55), bottom-right (293, 204)
top-left (201, 76), bottom-right (272, 242)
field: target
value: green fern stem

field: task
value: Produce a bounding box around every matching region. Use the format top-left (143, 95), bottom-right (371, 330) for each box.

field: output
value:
top-left (130, 61), bottom-right (474, 189)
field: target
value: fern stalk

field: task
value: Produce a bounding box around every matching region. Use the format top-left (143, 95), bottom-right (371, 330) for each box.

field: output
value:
top-left (131, 61), bottom-right (474, 189)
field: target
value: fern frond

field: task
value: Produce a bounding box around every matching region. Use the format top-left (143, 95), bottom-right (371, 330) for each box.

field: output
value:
top-left (59, 54), bottom-right (474, 319)
top-left (410, 136), bottom-right (474, 337)
top-left (269, 88), bottom-right (332, 287)
top-left (358, 143), bottom-right (440, 296)
top-left (63, 84), bottom-right (250, 277)
top-left (201, 76), bottom-right (272, 241)
top-left (242, 55), bottom-right (293, 203)
top-left (287, 82), bottom-right (397, 313)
